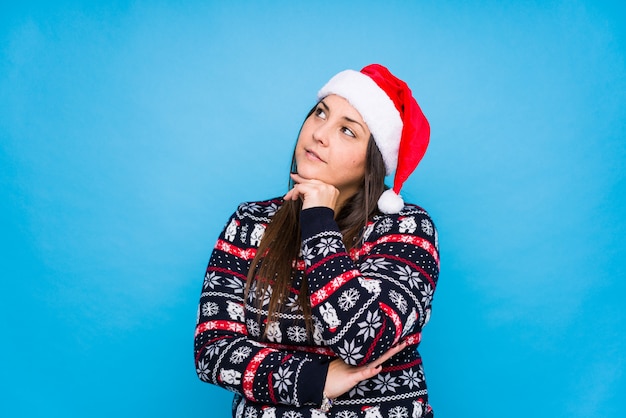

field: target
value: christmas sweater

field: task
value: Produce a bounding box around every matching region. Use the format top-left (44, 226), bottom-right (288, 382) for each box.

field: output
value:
top-left (194, 198), bottom-right (439, 418)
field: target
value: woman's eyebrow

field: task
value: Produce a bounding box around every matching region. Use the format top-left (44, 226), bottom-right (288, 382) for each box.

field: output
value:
top-left (321, 99), bottom-right (366, 134)
top-left (343, 116), bottom-right (366, 134)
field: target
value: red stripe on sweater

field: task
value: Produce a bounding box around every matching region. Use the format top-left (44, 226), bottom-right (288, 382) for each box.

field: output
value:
top-left (243, 348), bottom-right (275, 401)
top-left (310, 270), bottom-right (360, 308)
top-left (351, 234), bottom-right (439, 266)
top-left (379, 302), bottom-right (403, 345)
top-left (195, 320), bottom-right (247, 337)
top-left (215, 239), bottom-right (257, 260)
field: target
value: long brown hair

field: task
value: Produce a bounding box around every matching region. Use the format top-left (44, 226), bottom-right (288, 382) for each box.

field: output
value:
top-left (245, 104), bottom-right (387, 339)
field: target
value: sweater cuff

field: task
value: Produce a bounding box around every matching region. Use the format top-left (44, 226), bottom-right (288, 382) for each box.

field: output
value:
top-left (300, 207), bottom-right (339, 240)
top-left (296, 358), bottom-right (330, 406)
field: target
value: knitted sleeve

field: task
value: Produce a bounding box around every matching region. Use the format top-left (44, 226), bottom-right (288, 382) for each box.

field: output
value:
top-left (300, 205), bottom-right (440, 366)
top-left (194, 203), bottom-right (328, 407)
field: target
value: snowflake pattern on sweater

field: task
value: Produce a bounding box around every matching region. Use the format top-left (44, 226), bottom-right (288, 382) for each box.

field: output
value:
top-left (195, 198), bottom-right (439, 418)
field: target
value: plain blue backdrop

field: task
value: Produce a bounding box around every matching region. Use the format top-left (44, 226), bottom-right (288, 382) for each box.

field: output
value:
top-left (1, 1), bottom-right (625, 417)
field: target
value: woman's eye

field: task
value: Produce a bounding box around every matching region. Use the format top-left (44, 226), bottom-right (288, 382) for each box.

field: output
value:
top-left (315, 107), bottom-right (326, 119)
top-left (342, 127), bottom-right (356, 137)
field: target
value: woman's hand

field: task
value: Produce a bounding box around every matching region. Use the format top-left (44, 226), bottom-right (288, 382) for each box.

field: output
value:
top-left (323, 341), bottom-right (407, 399)
top-left (283, 173), bottom-right (340, 211)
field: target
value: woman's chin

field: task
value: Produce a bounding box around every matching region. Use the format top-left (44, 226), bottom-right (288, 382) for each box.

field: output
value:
top-left (294, 167), bottom-right (321, 181)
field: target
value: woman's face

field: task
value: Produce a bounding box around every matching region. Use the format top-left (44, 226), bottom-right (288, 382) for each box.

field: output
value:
top-left (295, 94), bottom-right (371, 199)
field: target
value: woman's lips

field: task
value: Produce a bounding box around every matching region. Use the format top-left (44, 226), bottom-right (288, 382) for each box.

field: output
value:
top-left (305, 149), bottom-right (325, 162)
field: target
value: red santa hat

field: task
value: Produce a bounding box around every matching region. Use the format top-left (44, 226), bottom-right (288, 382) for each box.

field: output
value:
top-left (317, 64), bottom-right (430, 214)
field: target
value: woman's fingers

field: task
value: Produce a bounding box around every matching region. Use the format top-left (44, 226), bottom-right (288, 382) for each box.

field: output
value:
top-left (323, 341), bottom-right (408, 399)
top-left (356, 341), bottom-right (407, 382)
top-left (283, 173), bottom-right (339, 210)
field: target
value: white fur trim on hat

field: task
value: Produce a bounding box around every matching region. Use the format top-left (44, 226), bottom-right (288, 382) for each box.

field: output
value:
top-left (317, 70), bottom-right (403, 175)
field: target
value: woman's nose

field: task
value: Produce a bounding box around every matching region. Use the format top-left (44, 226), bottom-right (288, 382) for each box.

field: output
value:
top-left (312, 124), bottom-right (330, 145)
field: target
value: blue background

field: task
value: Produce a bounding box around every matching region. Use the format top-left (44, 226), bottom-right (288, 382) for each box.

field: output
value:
top-left (1, 1), bottom-right (625, 417)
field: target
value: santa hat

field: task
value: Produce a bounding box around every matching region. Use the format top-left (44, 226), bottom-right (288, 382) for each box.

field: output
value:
top-left (317, 64), bottom-right (430, 214)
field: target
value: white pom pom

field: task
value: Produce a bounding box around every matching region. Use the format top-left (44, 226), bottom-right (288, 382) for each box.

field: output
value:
top-left (377, 189), bottom-right (404, 214)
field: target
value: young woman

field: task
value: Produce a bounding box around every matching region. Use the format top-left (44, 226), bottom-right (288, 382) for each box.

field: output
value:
top-left (194, 64), bottom-right (439, 418)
